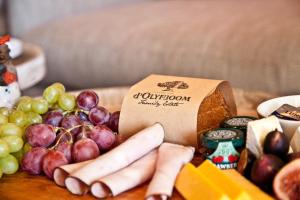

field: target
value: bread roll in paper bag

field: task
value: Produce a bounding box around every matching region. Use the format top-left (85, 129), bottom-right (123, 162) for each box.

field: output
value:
top-left (119, 74), bottom-right (236, 147)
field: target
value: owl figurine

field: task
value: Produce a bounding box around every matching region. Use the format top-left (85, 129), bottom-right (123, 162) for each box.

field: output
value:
top-left (0, 35), bottom-right (21, 108)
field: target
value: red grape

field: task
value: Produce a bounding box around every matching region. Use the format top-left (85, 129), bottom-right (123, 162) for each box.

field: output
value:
top-left (72, 138), bottom-right (100, 162)
top-left (43, 110), bottom-right (63, 127)
top-left (56, 142), bottom-right (72, 163)
top-left (89, 107), bottom-right (110, 125)
top-left (76, 90), bottom-right (99, 111)
top-left (77, 111), bottom-right (89, 122)
top-left (55, 130), bottom-right (70, 144)
top-left (89, 125), bottom-right (116, 151)
top-left (74, 131), bottom-right (85, 142)
top-left (21, 147), bottom-right (48, 175)
top-left (25, 124), bottom-right (56, 147)
top-left (61, 115), bottom-right (81, 136)
top-left (42, 150), bottom-right (68, 179)
top-left (107, 111), bottom-right (120, 132)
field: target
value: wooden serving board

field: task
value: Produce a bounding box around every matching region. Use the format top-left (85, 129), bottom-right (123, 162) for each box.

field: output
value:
top-left (0, 87), bottom-right (275, 200)
top-left (0, 156), bottom-right (204, 200)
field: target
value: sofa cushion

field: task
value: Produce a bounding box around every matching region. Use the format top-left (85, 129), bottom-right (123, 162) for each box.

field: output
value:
top-left (7, 0), bottom-right (148, 37)
top-left (23, 0), bottom-right (300, 94)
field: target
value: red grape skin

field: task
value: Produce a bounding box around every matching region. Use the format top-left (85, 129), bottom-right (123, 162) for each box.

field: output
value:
top-left (43, 110), bottom-right (63, 127)
top-left (42, 150), bottom-right (68, 179)
top-left (76, 90), bottom-right (99, 111)
top-left (89, 107), bottom-right (110, 125)
top-left (72, 138), bottom-right (100, 162)
top-left (55, 130), bottom-right (70, 144)
top-left (77, 111), bottom-right (89, 122)
top-left (89, 125), bottom-right (116, 151)
top-left (21, 147), bottom-right (48, 175)
top-left (56, 142), bottom-right (72, 163)
top-left (25, 124), bottom-right (56, 147)
top-left (61, 115), bottom-right (81, 136)
top-left (107, 111), bottom-right (120, 132)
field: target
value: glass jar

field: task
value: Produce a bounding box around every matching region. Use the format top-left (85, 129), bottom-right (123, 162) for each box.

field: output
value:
top-left (221, 116), bottom-right (257, 134)
top-left (0, 35), bottom-right (21, 108)
top-left (201, 128), bottom-right (245, 169)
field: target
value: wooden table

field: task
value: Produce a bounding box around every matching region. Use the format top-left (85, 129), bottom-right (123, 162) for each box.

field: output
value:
top-left (0, 87), bottom-right (276, 200)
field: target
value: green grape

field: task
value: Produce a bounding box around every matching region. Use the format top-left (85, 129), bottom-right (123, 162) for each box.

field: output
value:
top-left (26, 112), bottom-right (42, 125)
top-left (0, 139), bottom-right (9, 158)
top-left (0, 154), bottom-right (19, 174)
top-left (16, 97), bottom-right (32, 112)
top-left (9, 110), bottom-right (27, 127)
top-left (31, 99), bottom-right (48, 114)
top-left (0, 107), bottom-right (10, 117)
top-left (0, 123), bottom-right (23, 138)
top-left (0, 114), bottom-right (8, 125)
top-left (58, 93), bottom-right (75, 111)
top-left (43, 85), bottom-right (61, 104)
top-left (23, 143), bottom-right (32, 154)
top-left (52, 82), bottom-right (65, 94)
top-left (2, 136), bottom-right (23, 153)
top-left (11, 149), bottom-right (24, 163)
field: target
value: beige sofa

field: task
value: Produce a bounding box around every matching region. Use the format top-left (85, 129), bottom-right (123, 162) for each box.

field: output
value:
top-left (3, 0), bottom-right (300, 94)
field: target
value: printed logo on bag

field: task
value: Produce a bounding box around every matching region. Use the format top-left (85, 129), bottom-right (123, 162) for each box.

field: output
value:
top-left (157, 81), bottom-right (188, 91)
top-left (132, 81), bottom-right (191, 108)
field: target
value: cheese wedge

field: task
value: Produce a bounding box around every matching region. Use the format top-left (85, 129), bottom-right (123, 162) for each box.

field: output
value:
top-left (290, 127), bottom-right (300, 152)
top-left (246, 116), bottom-right (283, 158)
top-left (197, 160), bottom-right (251, 200)
top-left (175, 163), bottom-right (230, 200)
top-left (223, 169), bottom-right (274, 200)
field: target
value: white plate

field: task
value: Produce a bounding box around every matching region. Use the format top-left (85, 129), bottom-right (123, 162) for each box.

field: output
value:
top-left (14, 43), bottom-right (46, 90)
top-left (257, 95), bottom-right (300, 141)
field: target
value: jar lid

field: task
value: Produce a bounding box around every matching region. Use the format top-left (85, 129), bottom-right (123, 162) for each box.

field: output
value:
top-left (221, 116), bottom-right (257, 129)
top-left (202, 128), bottom-right (244, 149)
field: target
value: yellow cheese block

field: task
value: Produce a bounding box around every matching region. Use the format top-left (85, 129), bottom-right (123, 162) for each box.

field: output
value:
top-left (197, 160), bottom-right (251, 200)
top-left (175, 163), bottom-right (230, 200)
top-left (223, 169), bottom-right (274, 200)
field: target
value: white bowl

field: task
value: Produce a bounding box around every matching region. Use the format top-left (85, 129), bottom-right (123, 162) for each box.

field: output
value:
top-left (257, 95), bottom-right (300, 141)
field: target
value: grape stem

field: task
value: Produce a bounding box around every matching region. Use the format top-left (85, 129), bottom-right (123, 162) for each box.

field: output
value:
top-left (49, 125), bottom-right (82, 150)
top-left (78, 124), bottom-right (93, 139)
top-left (74, 109), bottom-right (89, 115)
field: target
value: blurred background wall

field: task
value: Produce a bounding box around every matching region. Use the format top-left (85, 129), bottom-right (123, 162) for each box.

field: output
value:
top-left (1, 0), bottom-right (300, 95)
top-left (0, 0), bottom-right (6, 35)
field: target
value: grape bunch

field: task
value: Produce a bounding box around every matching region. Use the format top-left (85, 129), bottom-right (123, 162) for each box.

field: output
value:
top-left (0, 88), bottom-right (53, 178)
top-left (19, 83), bottom-right (120, 179)
top-left (0, 84), bottom-right (70, 177)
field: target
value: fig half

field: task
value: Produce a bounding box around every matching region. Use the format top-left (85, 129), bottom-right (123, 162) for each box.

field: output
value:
top-left (274, 159), bottom-right (300, 200)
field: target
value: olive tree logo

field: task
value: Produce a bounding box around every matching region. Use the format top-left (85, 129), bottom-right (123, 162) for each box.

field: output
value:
top-left (157, 81), bottom-right (189, 91)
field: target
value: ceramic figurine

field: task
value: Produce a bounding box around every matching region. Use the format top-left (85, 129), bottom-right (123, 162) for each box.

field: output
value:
top-left (0, 35), bottom-right (21, 108)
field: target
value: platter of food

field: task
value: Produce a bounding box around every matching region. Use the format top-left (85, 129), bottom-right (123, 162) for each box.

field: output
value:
top-left (1, 73), bottom-right (299, 200)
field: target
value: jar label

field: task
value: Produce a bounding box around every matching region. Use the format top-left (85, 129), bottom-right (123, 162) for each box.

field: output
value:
top-left (207, 141), bottom-right (240, 169)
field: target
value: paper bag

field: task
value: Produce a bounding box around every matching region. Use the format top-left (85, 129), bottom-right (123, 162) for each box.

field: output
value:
top-left (119, 74), bottom-right (236, 147)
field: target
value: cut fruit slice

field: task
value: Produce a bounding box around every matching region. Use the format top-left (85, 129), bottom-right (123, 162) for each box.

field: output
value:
top-left (273, 159), bottom-right (300, 200)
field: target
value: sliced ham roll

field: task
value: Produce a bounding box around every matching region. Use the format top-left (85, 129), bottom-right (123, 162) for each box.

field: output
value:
top-left (53, 160), bottom-right (93, 187)
top-left (90, 149), bottom-right (158, 198)
top-left (65, 123), bottom-right (164, 195)
top-left (145, 143), bottom-right (195, 200)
